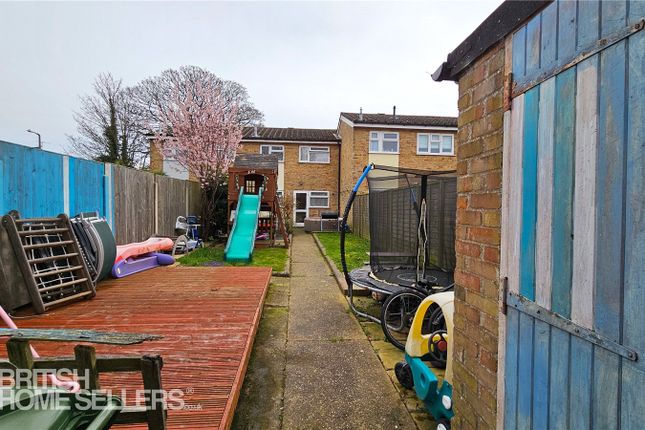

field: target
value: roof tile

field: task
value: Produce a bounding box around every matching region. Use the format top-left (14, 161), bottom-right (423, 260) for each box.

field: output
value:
top-left (340, 112), bottom-right (457, 128)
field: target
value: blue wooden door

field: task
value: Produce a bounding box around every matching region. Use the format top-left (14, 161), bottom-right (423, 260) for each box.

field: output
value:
top-left (501, 1), bottom-right (645, 428)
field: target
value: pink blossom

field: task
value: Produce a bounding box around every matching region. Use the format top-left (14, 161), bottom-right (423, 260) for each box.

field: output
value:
top-left (153, 82), bottom-right (242, 188)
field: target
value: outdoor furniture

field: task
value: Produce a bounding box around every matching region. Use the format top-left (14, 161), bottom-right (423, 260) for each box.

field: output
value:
top-left (0, 328), bottom-right (166, 430)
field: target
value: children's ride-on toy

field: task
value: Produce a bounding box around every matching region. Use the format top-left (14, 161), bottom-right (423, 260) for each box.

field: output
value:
top-left (395, 291), bottom-right (454, 430)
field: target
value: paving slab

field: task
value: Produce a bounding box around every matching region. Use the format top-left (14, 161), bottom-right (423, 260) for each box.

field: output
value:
top-left (289, 267), bottom-right (365, 341)
top-left (372, 340), bottom-right (406, 370)
top-left (360, 321), bottom-right (387, 342)
top-left (290, 261), bottom-right (333, 278)
top-left (266, 280), bottom-right (290, 307)
top-left (284, 339), bottom-right (417, 430)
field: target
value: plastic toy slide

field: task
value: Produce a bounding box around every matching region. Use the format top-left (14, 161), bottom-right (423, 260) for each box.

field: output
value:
top-left (111, 237), bottom-right (175, 278)
top-left (225, 187), bottom-right (262, 262)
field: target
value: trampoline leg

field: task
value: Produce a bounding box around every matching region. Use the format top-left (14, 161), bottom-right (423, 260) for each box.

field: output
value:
top-left (346, 281), bottom-right (381, 324)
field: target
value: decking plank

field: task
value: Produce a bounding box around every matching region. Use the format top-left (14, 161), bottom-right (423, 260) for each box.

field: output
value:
top-left (0, 266), bottom-right (271, 430)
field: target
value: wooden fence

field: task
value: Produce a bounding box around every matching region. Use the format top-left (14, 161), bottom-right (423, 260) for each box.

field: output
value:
top-left (0, 140), bottom-right (202, 245)
top-left (352, 194), bottom-right (370, 240)
top-left (112, 166), bottom-right (202, 244)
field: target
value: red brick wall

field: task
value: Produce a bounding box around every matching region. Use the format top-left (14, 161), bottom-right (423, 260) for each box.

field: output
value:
top-left (451, 40), bottom-right (505, 429)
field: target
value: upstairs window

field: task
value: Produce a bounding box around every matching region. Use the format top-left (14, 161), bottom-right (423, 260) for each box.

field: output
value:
top-left (417, 133), bottom-right (454, 155)
top-left (299, 146), bottom-right (330, 163)
top-left (260, 144), bottom-right (284, 161)
top-left (369, 131), bottom-right (399, 153)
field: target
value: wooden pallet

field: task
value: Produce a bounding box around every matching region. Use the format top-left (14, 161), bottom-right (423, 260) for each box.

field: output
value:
top-left (2, 213), bottom-right (96, 314)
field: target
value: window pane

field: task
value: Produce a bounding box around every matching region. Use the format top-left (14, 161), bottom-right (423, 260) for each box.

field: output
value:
top-left (418, 135), bottom-right (428, 152)
top-left (431, 134), bottom-right (441, 142)
top-left (442, 136), bottom-right (453, 153)
top-left (276, 152), bottom-right (284, 162)
top-left (383, 133), bottom-right (397, 139)
top-left (260, 146), bottom-right (269, 155)
top-left (295, 193), bottom-right (307, 209)
top-left (370, 132), bottom-right (378, 139)
top-left (382, 139), bottom-right (398, 152)
top-left (310, 151), bottom-right (329, 163)
top-left (309, 192), bottom-right (329, 207)
top-left (369, 139), bottom-right (379, 152)
top-left (430, 140), bottom-right (440, 153)
top-left (300, 146), bottom-right (309, 161)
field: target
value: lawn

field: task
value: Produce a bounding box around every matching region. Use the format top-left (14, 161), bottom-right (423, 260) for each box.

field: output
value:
top-left (314, 232), bottom-right (370, 272)
top-left (178, 245), bottom-right (289, 273)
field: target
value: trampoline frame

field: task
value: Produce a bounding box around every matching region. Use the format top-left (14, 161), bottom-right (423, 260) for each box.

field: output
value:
top-left (340, 164), bottom-right (456, 323)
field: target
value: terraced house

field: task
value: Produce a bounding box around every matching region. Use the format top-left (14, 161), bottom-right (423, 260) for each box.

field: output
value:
top-left (238, 127), bottom-right (341, 226)
top-left (151, 111), bottom-right (457, 226)
top-left (337, 111), bottom-right (458, 206)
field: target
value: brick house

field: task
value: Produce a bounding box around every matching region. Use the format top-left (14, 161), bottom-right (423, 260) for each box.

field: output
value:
top-left (336, 111), bottom-right (458, 215)
top-left (432, 0), bottom-right (645, 428)
top-left (151, 112), bottom-right (458, 227)
top-left (237, 127), bottom-right (340, 226)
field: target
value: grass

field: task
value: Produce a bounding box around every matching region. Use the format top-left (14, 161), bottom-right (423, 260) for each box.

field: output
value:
top-left (178, 245), bottom-right (289, 273)
top-left (314, 232), bottom-right (370, 272)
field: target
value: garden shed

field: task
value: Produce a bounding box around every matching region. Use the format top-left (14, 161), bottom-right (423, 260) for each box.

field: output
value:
top-left (433, 0), bottom-right (645, 428)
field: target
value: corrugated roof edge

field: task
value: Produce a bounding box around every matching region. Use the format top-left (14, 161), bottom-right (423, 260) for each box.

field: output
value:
top-left (432, 0), bottom-right (551, 82)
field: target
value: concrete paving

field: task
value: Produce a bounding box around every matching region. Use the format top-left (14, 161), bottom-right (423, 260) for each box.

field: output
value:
top-left (233, 230), bottom-right (418, 430)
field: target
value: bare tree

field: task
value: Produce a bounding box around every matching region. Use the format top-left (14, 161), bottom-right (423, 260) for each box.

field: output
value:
top-left (131, 65), bottom-right (264, 133)
top-left (68, 73), bottom-right (148, 167)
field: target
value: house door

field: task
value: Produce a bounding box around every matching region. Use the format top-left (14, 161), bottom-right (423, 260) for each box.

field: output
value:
top-left (501, 2), bottom-right (644, 428)
top-left (294, 191), bottom-right (308, 227)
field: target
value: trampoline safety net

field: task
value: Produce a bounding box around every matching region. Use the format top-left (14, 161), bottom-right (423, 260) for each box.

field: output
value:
top-left (366, 169), bottom-right (456, 286)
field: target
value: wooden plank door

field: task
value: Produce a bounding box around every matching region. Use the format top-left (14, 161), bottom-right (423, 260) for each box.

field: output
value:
top-left (501, 1), bottom-right (645, 428)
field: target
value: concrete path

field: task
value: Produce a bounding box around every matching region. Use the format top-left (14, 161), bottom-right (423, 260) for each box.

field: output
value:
top-left (233, 231), bottom-right (417, 430)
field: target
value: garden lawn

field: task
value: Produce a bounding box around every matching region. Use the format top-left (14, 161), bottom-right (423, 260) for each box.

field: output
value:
top-left (314, 232), bottom-right (370, 272)
top-left (178, 245), bottom-right (288, 272)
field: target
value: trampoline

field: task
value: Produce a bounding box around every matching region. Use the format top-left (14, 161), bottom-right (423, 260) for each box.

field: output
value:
top-left (340, 164), bottom-right (457, 345)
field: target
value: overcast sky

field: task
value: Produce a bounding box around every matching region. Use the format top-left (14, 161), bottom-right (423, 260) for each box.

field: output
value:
top-left (0, 1), bottom-right (502, 153)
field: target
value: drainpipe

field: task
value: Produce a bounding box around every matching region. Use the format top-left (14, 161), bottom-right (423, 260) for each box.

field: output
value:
top-left (337, 139), bottom-right (341, 214)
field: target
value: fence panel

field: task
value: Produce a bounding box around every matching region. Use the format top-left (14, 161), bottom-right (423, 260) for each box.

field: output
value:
top-left (0, 141), bottom-right (65, 217)
top-left (352, 194), bottom-right (370, 240)
top-left (112, 165), bottom-right (155, 245)
top-left (155, 175), bottom-right (187, 237)
top-left (68, 156), bottom-right (106, 216)
top-left (187, 181), bottom-right (202, 217)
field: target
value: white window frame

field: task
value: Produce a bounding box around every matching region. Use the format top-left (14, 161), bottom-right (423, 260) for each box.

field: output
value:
top-left (416, 133), bottom-right (455, 156)
top-left (308, 191), bottom-right (330, 208)
top-left (299, 146), bottom-right (330, 164)
top-left (260, 144), bottom-right (285, 162)
top-left (369, 131), bottom-right (399, 154)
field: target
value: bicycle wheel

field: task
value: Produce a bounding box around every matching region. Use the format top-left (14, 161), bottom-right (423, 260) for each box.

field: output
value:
top-left (380, 291), bottom-right (425, 350)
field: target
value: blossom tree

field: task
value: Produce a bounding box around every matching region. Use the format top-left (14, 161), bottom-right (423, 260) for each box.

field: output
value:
top-left (154, 82), bottom-right (243, 237)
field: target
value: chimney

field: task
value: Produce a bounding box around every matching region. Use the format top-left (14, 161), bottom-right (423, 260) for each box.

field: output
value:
top-left (253, 125), bottom-right (258, 137)
top-left (359, 107), bottom-right (363, 121)
top-left (393, 105), bottom-right (397, 117)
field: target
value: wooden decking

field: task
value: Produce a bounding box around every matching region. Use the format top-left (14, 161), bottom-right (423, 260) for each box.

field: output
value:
top-left (0, 266), bottom-right (272, 429)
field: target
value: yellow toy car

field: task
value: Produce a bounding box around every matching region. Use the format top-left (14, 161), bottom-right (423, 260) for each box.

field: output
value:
top-left (394, 291), bottom-right (454, 430)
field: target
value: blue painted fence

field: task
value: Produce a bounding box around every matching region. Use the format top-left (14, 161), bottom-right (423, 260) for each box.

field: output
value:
top-left (503, 1), bottom-right (645, 428)
top-left (0, 140), bottom-right (112, 223)
top-left (0, 140), bottom-right (201, 244)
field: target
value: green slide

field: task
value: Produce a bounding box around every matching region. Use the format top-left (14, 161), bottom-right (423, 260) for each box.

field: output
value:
top-left (225, 187), bottom-right (262, 262)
